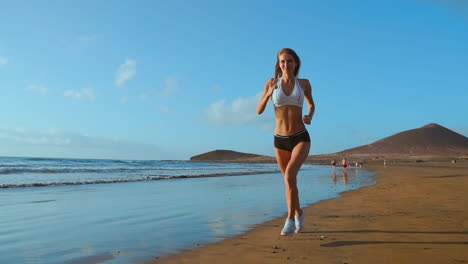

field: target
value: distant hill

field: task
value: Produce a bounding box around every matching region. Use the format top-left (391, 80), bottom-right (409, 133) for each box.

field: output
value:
top-left (190, 123), bottom-right (468, 163)
top-left (338, 123), bottom-right (468, 155)
top-left (190, 150), bottom-right (275, 163)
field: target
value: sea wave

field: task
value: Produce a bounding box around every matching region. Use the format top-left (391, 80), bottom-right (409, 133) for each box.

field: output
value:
top-left (0, 170), bottom-right (279, 189)
top-left (0, 167), bottom-right (158, 175)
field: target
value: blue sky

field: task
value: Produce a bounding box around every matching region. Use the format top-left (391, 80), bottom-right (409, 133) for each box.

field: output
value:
top-left (0, 0), bottom-right (467, 160)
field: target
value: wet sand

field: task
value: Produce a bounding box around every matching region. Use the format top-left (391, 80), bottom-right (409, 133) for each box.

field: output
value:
top-left (147, 163), bottom-right (468, 264)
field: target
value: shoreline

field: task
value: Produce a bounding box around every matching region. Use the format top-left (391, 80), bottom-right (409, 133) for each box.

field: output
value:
top-left (190, 154), bottom-right (468, 166)
top-left (146, 162), bottom-right (468, 264)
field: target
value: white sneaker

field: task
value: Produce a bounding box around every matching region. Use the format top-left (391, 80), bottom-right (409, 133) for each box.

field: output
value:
top-left (294, 209), bottom-right (305, 233)
top-left (280, 218), bottom-right (295, 236)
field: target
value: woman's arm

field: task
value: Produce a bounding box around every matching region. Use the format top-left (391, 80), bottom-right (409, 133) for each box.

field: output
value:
top-left (257, 78), bottom-right (277, 115)
top-left (301, 79), bottom-right (315, 124)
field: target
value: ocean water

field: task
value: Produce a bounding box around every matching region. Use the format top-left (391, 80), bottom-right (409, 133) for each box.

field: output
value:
top-left (0, 157), bottom-right (280, 188)
top-left (0, 157), bottom-right (375, 264)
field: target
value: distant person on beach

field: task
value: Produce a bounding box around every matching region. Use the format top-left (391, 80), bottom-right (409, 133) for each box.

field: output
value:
top-left (257, 48), bottom-right (315, 236)
top-left (331, 159), bottom-right (336, 167)
top-left (341, 157), bottom-right (347, 168)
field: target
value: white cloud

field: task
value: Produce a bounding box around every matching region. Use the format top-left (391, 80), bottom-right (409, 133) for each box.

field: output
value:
top-left (27, 84), bottom-right (48, 94)
top-left (0, 128), bottom-right (172, 160)
top-left (115, 59), bottom-right (136, 87)
top-left (203, 92), bottom-right (272, 126)
top-left (0, 56), bottom-right (8, 67)
top-left (64, 88), bottom-right (96, 100)
top-left (2, 128), bottom-right (71, 146)
top-left (161, 76), bottom-right (179, 96)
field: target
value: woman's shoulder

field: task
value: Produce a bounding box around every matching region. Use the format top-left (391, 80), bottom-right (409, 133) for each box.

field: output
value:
top-left (297, 78), bottom-right (311, 89)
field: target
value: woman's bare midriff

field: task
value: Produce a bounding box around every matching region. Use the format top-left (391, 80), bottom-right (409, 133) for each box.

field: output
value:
top-left (274, 106), bottom-right (305, 135)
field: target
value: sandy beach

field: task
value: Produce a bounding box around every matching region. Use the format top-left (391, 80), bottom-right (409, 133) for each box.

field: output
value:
top-left (148, 162), bottom-right (468, 264)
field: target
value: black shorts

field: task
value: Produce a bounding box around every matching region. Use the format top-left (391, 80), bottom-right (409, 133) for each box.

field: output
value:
top-left (274, 130), bottom-right (310, 152)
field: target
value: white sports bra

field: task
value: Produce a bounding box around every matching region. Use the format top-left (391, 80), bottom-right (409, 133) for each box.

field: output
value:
top-left (271, 78), bottom-right (304, 108)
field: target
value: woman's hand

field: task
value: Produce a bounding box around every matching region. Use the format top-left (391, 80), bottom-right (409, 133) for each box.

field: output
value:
top-left (303, 115), bottom-right (312, 125)
top-left (266, 78), bottom-right (278, 97)
top-left (257, 77), bottom-right (278, 115)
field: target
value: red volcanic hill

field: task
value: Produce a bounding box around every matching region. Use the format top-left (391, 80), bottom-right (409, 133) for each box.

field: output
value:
top-left (338, 123), bottom-right (468, 155)
top-left (190, 149), bottom-right (265, 162)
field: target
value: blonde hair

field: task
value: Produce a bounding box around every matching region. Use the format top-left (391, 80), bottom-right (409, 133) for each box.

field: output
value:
top-left (274, 48), bottom-right (301, 78)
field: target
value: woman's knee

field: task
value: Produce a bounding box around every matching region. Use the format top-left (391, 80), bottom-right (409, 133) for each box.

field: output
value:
top-left (284, 173), bottom-right (297, 187)
top-left (285, 166), bottom-right (299, 178)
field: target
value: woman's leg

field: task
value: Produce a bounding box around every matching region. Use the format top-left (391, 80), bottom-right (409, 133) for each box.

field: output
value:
top-left (275, 142), bottom-right (310, 219)
top-left (284, 142), bottom-right (310, 219)
top-left (274, 148), bottom-right (291, 175)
